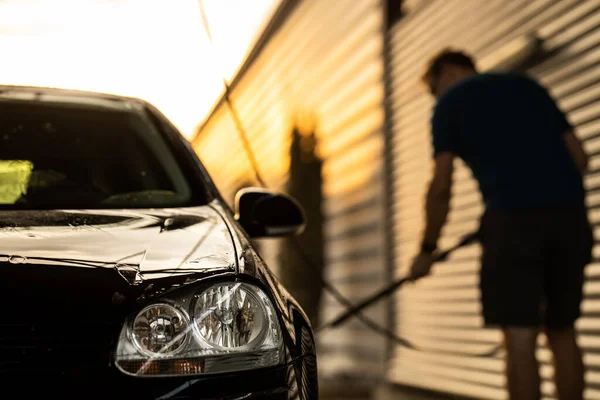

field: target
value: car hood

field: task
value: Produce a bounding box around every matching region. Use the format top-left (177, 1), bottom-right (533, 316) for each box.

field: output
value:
top-left (0, 203), bottom-right (237, 285)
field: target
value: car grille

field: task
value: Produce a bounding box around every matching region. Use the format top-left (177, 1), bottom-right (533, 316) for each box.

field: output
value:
top-left (0, 322), bottom-right (121, 375)
top-left (0, 262), bottom-right (130, 377)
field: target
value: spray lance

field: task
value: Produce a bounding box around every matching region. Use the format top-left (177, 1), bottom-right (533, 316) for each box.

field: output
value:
top-left (312, 230), bottom-right (503, 358)
top-left (316, 230), bottom-right (482, 331)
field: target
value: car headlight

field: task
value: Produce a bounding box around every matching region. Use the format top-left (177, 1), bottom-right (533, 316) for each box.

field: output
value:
top-left (115, 282), bottom-right (283, 377)
top-left (132, 303), bottom-right (189, 356)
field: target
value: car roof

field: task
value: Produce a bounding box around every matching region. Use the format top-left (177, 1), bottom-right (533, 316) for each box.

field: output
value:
top-left (0, 85), bottom-right (146, 112)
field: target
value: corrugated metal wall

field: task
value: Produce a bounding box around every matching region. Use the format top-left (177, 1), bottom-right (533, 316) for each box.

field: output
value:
top-left (192, 0), bottom-right (388, 382)
top-left (387, 0), bottom-right (600, 398)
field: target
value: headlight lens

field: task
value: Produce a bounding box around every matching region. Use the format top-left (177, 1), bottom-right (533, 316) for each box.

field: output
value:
top-left (132, 304), bottom-right (188, 356)
top-left (194, 283), bottom-right (266, 349)
top-left (115, 282), bottom-right (283, 377)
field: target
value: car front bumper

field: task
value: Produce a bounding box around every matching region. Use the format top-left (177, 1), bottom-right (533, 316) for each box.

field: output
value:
top-left (10, 354), bottom-right (317, 400)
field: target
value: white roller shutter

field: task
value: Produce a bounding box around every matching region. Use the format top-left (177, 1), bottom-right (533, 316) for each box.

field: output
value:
top-left (388, 0), bottom-right (600, 398)
top-left (192, 0), bottom-right (388, 383)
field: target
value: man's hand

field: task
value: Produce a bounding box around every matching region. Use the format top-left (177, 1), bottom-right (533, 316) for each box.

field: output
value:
top-left (409, 252), bottom-right (435, 281)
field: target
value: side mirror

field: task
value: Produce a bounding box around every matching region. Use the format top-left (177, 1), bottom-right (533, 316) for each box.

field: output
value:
top-left (234, 188), bottom-right (306, 238)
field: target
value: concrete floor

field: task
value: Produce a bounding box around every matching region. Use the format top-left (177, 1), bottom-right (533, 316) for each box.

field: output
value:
top-left (320, 381), bottom-right (466, 400)
top-left (373, 385), bottom-right (466, 399)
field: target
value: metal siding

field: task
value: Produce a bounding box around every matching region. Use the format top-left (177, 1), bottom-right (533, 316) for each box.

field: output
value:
top-left (388, 0), bottom-right (600, 398)
top-left (192, 0), bottom-right (387, 382)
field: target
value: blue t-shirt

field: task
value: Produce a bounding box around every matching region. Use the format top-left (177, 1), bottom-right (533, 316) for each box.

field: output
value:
top-left (431, 72), bottom-right (585, 210)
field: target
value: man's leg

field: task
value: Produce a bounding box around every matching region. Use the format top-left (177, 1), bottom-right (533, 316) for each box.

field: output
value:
top-left (479, 210), bottom-right (546, 399)
top-left (545, 327), bottom-right (584, 400)
top-left (503, 327), bottom-right (540, 400)
top-left (544, 207), bottom-right (591, 400)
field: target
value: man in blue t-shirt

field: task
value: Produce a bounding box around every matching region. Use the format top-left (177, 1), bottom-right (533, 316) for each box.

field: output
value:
top-left (409, 49), bottom-right (592, 400)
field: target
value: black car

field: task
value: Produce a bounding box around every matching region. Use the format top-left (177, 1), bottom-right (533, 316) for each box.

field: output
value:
top-left (0, 85), bottom-right (318, 399)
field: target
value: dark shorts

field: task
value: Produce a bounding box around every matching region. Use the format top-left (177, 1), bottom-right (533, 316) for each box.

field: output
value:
top-left (480, 205), bottom-right (594, 329)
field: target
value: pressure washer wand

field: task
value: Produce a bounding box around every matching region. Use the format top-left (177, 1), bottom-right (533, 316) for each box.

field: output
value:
top-left (319, 230), bottom-right (481, 331)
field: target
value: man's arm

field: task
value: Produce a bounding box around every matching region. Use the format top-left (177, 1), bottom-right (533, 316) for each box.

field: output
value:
top-left (409, 152), bottom-right (455, 280)
top-left (422, 152), bottom-right (455, 248)
top-left (563, 130), bottom-right (589, 175)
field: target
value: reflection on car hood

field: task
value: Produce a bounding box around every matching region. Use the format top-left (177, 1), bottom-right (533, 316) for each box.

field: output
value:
top-left (0, 204), bottom-right (237, 283)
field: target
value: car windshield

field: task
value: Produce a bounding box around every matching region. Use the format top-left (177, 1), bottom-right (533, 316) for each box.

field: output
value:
top-left (0, 93), bottom-right (206, 209)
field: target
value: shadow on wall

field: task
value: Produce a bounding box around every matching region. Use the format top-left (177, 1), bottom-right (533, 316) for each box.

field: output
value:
top-left (278, 120), bottom-right (324, 326)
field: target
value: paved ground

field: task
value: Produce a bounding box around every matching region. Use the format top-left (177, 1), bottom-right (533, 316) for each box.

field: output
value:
top-left (320, 381), bottom-right (465, 400)
top-left (374, 385), bottom-right (464, 399)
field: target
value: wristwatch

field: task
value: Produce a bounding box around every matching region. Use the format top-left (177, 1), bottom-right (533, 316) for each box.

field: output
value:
top-left (420, 241), bottom-right (437, 255)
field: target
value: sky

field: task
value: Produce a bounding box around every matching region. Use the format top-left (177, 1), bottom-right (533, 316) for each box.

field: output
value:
top-left (0, 0), bottom-right (280, 138)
